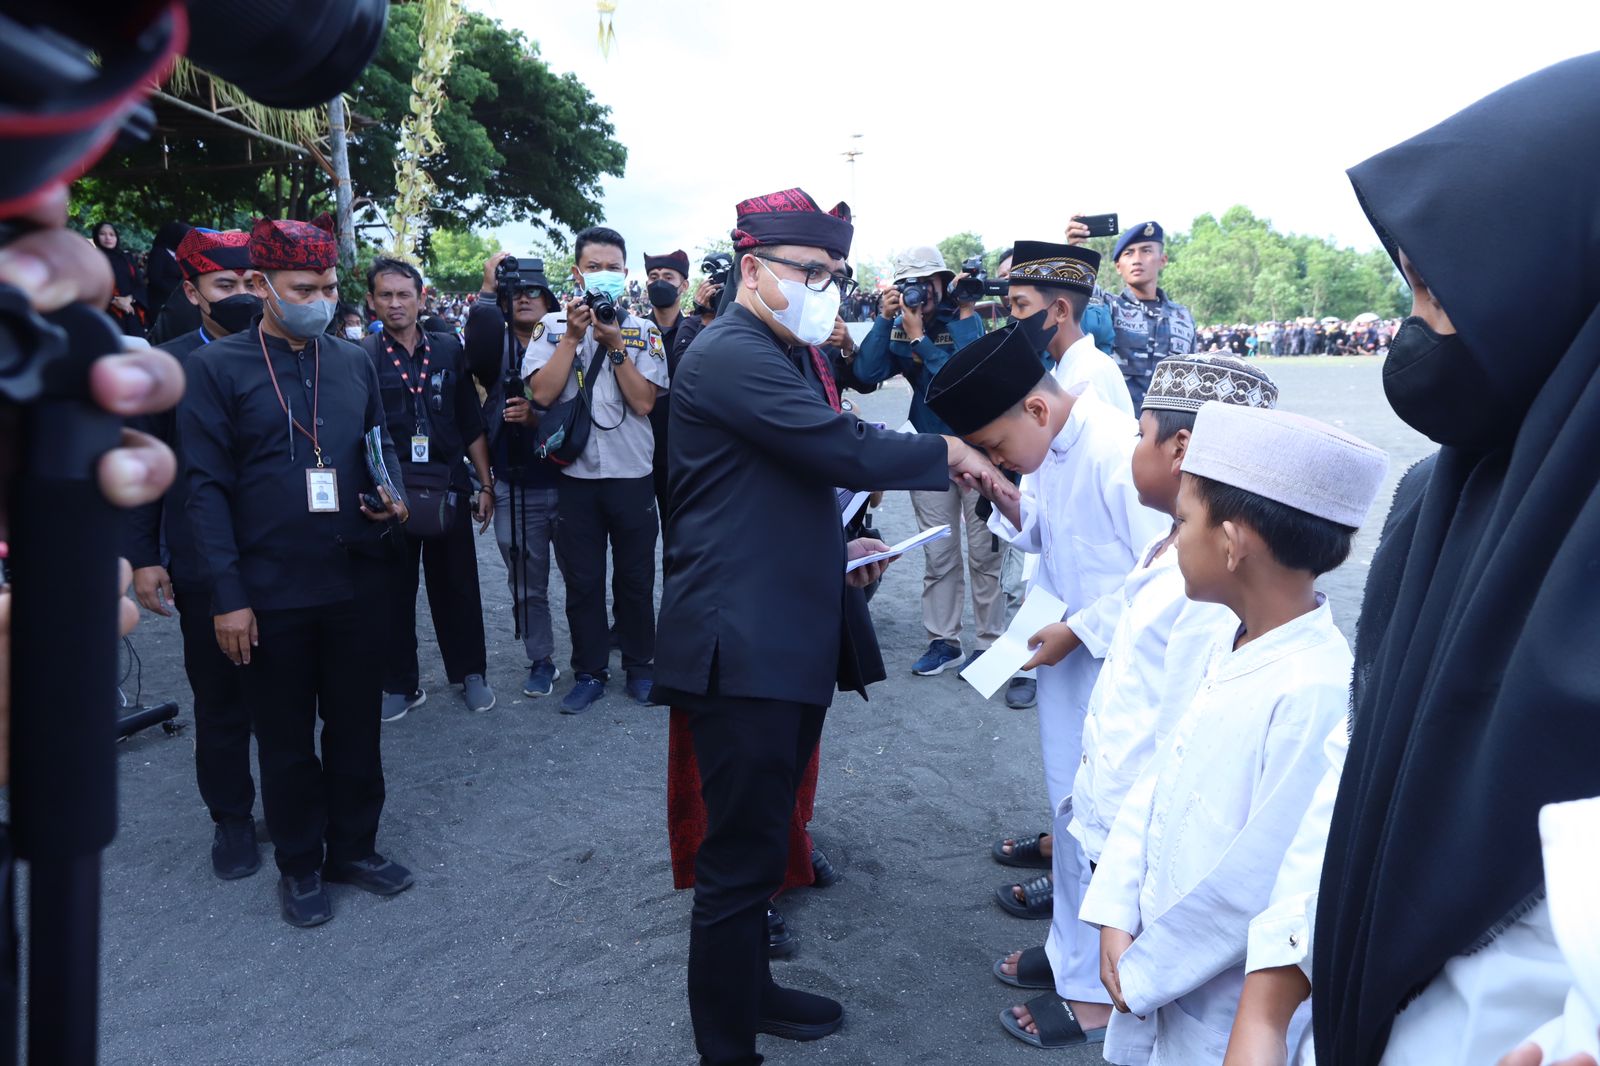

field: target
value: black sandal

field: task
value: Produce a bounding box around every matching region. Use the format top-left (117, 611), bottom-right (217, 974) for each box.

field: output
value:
top-left (997, 993), bottom-right (1107, 1048)
top-left (992, 831), bottom-right (1052, 869)
top-left (992, 945), bottom-right (1055, 990)
top-left (994, 873), bottom-right (1053, 919)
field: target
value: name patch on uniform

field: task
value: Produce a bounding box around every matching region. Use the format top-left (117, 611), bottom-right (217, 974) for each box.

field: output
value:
top-left (619, 326), bottom-right (646, 350)
top-left (890, 329), bottom-right (955, 346)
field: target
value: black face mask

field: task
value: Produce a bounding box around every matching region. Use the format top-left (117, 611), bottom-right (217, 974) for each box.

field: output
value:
top-left (203, 292), bottom-right (263, 336)
top-left (1010, 306), bottom-right (1058, 356)
top-left (1383, 316), bottom-right (1506, 450)
top-left (647, 280), bottom-right (681, 309)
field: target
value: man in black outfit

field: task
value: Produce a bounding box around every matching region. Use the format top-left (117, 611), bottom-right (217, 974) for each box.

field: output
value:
top-left (363, 257), bottom-right (497, 721)
top-left (127, 227), bottom-right (266, 880)
top-left (643, 248), bottom-right (692, 525)
top-left (653, 187), bottom-right (1015, 1064)
top-left (180, 218), bottom-right (414, 928)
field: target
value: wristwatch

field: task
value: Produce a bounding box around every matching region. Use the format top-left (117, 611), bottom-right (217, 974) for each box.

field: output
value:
top-left (606, 348), bottom-right (626, 366)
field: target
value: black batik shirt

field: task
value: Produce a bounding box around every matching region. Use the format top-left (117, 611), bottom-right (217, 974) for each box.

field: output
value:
top-left (180, 323), bottom-right (405, 615)
top-left (362, 329), bottom-right (484, 489)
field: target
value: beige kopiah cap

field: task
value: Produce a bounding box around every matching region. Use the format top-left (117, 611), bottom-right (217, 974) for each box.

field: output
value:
top-left (1183, 403), bottom-right (1389, 528)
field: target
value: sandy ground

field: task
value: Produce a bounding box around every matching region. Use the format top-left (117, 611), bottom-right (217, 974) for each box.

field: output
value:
top-left (95, 358), bottom-right (1430, 1065)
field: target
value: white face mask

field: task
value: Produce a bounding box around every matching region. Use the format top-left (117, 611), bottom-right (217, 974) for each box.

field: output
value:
top-left (756, 259), bottom-right (840, 346)
top-left (344, 325), bottom-right (366, 341)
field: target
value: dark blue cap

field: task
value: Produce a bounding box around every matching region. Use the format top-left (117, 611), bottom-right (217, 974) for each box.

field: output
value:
top-left (1113, 221), bottom-right (1164, 261)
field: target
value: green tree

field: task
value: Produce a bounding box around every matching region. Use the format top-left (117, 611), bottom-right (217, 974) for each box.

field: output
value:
top-left (67, 8), bottom-right (625, 246)
top-left (937, 231), bottom-right (985, 272)
top-left (852, 258), bottom-right (885, 294)
top-left (350, 7), bottom-right (626, 239)
top-left (424, 228), bottom-right (503, 292)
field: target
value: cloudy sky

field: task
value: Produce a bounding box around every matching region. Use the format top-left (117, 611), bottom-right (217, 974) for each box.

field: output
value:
top-left (472, 0), bottom-right (1594, 272)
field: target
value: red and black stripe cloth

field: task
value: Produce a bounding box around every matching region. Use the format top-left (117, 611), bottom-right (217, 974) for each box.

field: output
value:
top-left (248, 216), bottom-right (336, 272)
top-left (176, 229), bottom-right (251, 281)
top-left (731, 187), bottom-right (854, 260)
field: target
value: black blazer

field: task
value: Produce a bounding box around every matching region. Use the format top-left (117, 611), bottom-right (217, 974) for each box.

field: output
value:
top-left (655, 304), bottom-right (948, 708)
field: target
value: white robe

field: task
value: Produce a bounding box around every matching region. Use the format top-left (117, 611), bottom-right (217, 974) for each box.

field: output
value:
top-left (1067, 537), bottom-right (1234, 862)
top-left (1376, 795), bottom-right (1600, 1066)
top-left (1081, 597), bottom-right (1353, 1066)
top-left (988, 388), bottom-right (1168, 1002)
top-left (988, 388), bottom-right (1168, 814)
top-left (1243, 720), bottom-right (1351, 1065)
top-left (1053, 333), bottom-right (1135, 418)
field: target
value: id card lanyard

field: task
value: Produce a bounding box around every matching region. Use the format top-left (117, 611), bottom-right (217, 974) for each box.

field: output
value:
top-left (260, 333), bottom-right (338, 511)
top-left (384, 329), bottom-right (431, 462)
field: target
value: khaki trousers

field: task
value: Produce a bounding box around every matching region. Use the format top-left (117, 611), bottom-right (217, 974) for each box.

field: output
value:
top-left (910, 483), bottom-right (1005, 650)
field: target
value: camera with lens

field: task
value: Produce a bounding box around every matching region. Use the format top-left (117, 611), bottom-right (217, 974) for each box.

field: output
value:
top-left (495, 256), bottom-right (553, 308)
top-left (951, 257), bottom-right (988, 303)
top-left (895, 278), bottom-right (931, 310)
top-left (582, 288), bottom-right (619, 326)
top-left (701, 252), bottom-right (733, 287)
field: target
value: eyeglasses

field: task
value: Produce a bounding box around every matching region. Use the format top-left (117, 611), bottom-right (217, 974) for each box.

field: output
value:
top-left (755, 255), bottom-right (859, 300)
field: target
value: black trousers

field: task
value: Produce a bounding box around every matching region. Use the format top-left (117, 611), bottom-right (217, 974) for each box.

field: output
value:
top-left (384, 499), bottom-right (488, 693)
top-left (554, 474), bottom-right (657, 679)
top-left (684, 693), bottom-right (826, 1066)
top-left (243, 595), bottom-right (386, 877)
top-left (173, 584), bottom-right (255, 824)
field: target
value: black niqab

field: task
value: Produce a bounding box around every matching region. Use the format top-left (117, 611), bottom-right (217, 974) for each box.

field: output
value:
top-left (1315, 51), bottom-right (1600, 1064)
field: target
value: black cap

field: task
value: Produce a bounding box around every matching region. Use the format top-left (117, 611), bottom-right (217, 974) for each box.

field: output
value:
top-left (924, 323), bottom-right (1047, 436)
top-left (1008, 240), bottom-right (1100, 295)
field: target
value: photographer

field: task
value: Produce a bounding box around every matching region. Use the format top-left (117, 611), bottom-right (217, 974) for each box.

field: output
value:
top-left (363, 257), bottom-right (495, 721)
top-left (852, 245), bottom-right (998, 678)
top-left (668, 252), bottom-right (732, 370)
top-left (463, 252), bottom-right (564, 700)
top-left (180, 218), bottom-right (412, 928)
top-left (524, 226), bottom-right (669, 713)
top-left (643, 249), bottom-right (692, 525)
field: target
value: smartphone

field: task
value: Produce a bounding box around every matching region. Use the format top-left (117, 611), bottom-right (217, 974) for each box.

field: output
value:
top-left (1077, 213), bottom-right (1120, 239)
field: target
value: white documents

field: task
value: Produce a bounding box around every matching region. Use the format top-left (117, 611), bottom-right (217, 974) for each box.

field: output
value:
top-left (845, 524), bottom-right (951, 573)
top-left (959, 588), bottom-right (1069, 699)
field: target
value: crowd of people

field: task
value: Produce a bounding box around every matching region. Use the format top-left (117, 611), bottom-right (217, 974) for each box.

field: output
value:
top-left (61, 51), bottom-right (1600, 1066)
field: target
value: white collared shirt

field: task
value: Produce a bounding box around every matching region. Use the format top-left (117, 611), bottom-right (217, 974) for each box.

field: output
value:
top-left (1081, 597), bottom-right (1354, 1066)
top-left (1053, 332), bottom-right (1135, 418)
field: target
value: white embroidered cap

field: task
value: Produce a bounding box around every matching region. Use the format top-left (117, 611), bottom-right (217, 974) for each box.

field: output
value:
top-left (1183, 403), bottom-right (1388, 528)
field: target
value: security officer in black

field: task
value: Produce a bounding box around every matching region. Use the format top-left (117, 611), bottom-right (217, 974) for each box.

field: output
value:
top-left (181, 218), bottom-right (413, 928)
top-left (127, 228), bottom-right (264, 881)
top-left (363, 256), bottom-right (496, 721)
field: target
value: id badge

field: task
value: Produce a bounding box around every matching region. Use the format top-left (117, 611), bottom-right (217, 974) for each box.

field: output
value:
top-left (307, 468), bottom-right (339, 512)
top-left (411, 434), bottom-right (430, 463)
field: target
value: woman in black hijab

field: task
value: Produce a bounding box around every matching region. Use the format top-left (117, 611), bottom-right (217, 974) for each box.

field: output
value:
top-left (92, 221), bottom-right (147, 338)
top-left (1312, 51), bottom-right (1600, 1065)
top-left (144, 220), bottom-right (190, 316)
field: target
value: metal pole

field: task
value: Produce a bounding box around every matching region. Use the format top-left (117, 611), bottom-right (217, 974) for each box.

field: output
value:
top-left (328, 95), bottom-right (357, 270)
